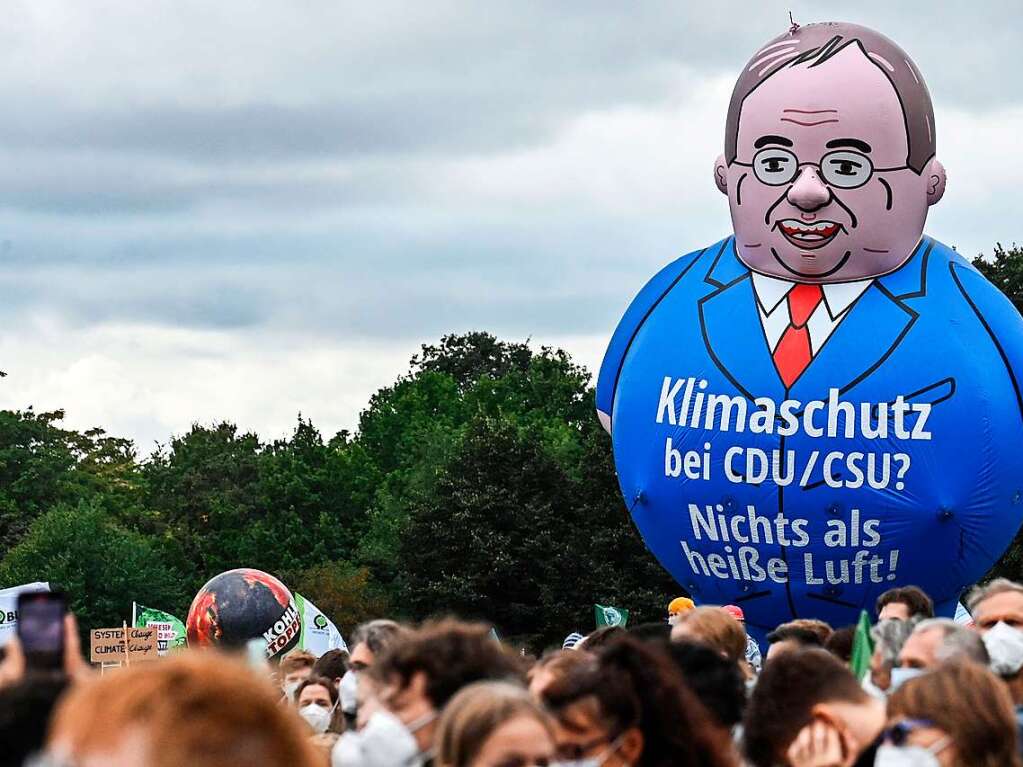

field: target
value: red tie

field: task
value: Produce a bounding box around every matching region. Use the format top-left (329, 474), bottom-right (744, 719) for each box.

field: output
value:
top-left (773, 283), bottom-right (823, 388)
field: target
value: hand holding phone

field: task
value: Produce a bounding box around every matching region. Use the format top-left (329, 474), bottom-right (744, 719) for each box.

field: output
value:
top-left (16, 591), bottom-right (67, 671)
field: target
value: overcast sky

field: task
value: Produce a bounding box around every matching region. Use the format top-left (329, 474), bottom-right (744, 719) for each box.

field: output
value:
top-left (1, 1), bottom-right (1020, 451)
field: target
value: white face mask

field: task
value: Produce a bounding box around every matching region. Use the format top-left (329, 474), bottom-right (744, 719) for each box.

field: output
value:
top-left (300, 702), bottom-right (333, 734)
top-left (874, 738), bottom-right (950, 767)
top-left (283, 680), bottom-right (301, 701)
top-left (339, 669), bottom-right (359, 715)
top-left (331, 708), bottom-right (436, 767)
top-left (983, 621), bottom-right (1023, 676)
top-left (888, 666), bottom-right (926, 692)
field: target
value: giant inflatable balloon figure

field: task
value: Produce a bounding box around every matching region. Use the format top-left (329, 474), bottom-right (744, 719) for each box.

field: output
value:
top-left (597, 22), bottom-right (1023, 636)
top-left (186, 568), bottom-right (301, 659)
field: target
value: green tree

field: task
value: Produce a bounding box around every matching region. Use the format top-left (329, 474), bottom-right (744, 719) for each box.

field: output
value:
top-left (974, 244), bottom-right (1023, 583)
top-left (282, 560), bottom-right (391, 634)
top-left (973, 243), bottom-right (1023, 314)
top-left (396, 416), bottom-right (675, 650)
top-left (0, 500), bottom-right (189, 634)
top-left (0, 409), bottom-right (142, 548)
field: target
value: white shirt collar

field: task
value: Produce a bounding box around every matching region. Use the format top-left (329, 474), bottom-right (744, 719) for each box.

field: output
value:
top-left (751, 271), bottom-right (872, 319)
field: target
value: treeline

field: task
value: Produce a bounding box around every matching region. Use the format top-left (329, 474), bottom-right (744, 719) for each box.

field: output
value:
top-left (0, 333), bottom-right (676, 649)
top-left (3, 245), bottom-right (1021, 650)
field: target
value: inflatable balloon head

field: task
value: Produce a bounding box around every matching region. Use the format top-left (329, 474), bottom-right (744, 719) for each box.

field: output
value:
top-left (713, 23), bottom-right (945, 283)
top-left (186, 568), bottom-right (300, 660)
top-left (597, 22), bottom-right (1023, 639)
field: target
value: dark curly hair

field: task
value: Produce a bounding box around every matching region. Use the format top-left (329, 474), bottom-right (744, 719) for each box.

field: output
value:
top-left (371, 619), bottom-right (525, 710)
top-left (543, 635), bottom-right (735, 767)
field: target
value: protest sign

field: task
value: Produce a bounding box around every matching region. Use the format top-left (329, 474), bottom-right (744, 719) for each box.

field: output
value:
top-left (90, 626), bottom-right (159, 663)
top-left (133, 602), bottom-right (186, 655)
top-left (0, 582), bottom-right (51, 647)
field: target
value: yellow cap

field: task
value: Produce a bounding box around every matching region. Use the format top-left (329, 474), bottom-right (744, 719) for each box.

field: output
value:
top-left (668, 597), bottom-right (695, 615)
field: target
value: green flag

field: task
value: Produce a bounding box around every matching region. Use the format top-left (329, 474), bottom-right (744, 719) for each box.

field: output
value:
top-left (132, 602), bottom-right (187, 655)
top-left (849, 609), bottom-right (874, 680)
top-left (594, 604), bottom-right (629, 628)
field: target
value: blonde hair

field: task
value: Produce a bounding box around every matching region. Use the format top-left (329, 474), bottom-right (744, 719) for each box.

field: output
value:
top-left (672, 606), bottom-right (747, 663)
top-left (48, 652), bottom-right (321, 767)
top-left (435, 681), bottom-right (553, 767)
top-left (279, 649), bottom-right (317, 675)
top-left (888, 661), bottom-right (1022, 767)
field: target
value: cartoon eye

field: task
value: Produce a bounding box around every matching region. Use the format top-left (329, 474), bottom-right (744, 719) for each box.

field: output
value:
top-left (821, 150), bottom-right (873, 188)
top-left (752, 147), bottom-right (798, 186)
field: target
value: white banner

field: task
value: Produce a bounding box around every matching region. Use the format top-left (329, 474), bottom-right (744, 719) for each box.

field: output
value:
top-left (295, 592), bottom-right (347, 657)
top-left (0, 582), bottom-right (51, 647)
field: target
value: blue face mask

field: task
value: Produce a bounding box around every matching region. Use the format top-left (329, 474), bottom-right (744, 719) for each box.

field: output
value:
top-left (888, 666), bottom-right (926, 692)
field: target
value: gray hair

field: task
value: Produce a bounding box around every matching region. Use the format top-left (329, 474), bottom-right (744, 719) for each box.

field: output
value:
top-left (350, 619), bottom-right (405, 654)
top-left (966, 578), bottom-right (1023, 612)
top-left (912, 618), bottom-right (989, 665)
top-left (871, 617), bottom-right (919, 666)
top-left (726, 23), bottom-right (936, 173)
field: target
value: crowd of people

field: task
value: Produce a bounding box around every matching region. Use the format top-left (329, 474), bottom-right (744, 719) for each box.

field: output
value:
top-left (2, 579), bottom-right (1023, 766)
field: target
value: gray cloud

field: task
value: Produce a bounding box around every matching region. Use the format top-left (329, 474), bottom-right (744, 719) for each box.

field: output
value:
top-left (1, 0), bottom-right (1021, 446)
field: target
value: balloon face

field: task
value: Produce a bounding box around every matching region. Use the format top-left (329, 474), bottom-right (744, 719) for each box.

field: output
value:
top-left (597, 23), bottom-right (1023, 636)
top-left (721, 25), bottom-right (944, 284)
top-left (186, 568), bottom-right (300, 659)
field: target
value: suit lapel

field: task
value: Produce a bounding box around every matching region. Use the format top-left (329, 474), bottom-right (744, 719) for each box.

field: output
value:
top-left (788, 240), bottom-right (929, 401)
top-left (700, 275), bottom-right (787, 403)
top-left (699, 238), bottom-right (928, 404)
top-left (788, 284), bottom-right (917, 402)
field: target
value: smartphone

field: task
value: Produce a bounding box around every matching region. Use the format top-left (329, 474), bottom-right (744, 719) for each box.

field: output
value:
top-left (16, 591), bottom-right (66, 671)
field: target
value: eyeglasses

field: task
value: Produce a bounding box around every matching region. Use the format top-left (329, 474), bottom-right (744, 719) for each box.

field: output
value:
top-left (734, 147), bottom-right (907, 189)
top-left (882, 718), bottom-right (953, 749)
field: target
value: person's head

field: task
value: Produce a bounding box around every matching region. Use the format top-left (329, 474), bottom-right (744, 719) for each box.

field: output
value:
top-left (824, 626), bottom-right (856, 663)
top-left (877, 585), bottom-right (935, 621)
top-left (348, 619), bottom-right (405, 671)
top-left (370, 619), bottom-right (526, 753)
top-left (279, 649), bottom-right (317, 700)
top-left (744, 648), bottom-right (886, 767)
top-left (716, 23), bottom-right (944, 285)
top-left (665, 641), bottom-right (746, 731)
top-left (968, 578), bottom-right (1023, 632)
top-left (0, 673), bottom-right (69, 767)
top-left (887, 661), bottom-right (1022, 767)
top-left (526, 649), bottom-right (593, 701)
top-left (580, 626), bottom-right (626, 652)
top-left (764, 623), bottom-right (823, 663)
top-left (46, 652), bottom-right (321, 767)
top-left (312, 648), bottom-right (349, 686)
top-left (667, 597), bottom-right (695, 627)
top-left (786, 618), bottom-right (833, 644)
top-left (627, 622), bottom-right (672, 643)
top-left (295, 675), bottom-right (340, 734)
top-left (670, 606), bottom-right (746, 665)
top-left (542, 635), bottom-right (734, 767)
top-left (898, 618), bottom-right (989, 670)
top-left (435, 681), bottom-right (555, 767)
top-left (869, 618), bottom-right (918, 691)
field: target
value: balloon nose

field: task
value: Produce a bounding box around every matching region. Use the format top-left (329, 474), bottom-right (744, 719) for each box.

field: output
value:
top-left (786, 166), bottom-right (831, 212)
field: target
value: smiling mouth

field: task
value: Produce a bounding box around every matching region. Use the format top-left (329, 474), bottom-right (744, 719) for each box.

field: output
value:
top-left (774, 219), bottom-right (843, 250)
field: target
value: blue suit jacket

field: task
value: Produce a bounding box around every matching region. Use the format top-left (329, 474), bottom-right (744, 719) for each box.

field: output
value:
top-left (598, 236), bottom-right (1023, 633)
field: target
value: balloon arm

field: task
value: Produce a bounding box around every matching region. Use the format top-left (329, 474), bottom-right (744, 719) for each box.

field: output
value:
top-left (949, 262), bottom-right (1023, 420)
top-left (595, 244), bottom-right (718, 425)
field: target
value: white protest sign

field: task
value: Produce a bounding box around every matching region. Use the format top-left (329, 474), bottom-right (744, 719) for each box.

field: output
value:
top-left (0, 582), bottom-right (51, 647)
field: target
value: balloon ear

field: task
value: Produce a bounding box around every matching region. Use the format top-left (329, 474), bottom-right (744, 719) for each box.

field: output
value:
top-left (714, 154), bottom-right (728, 195)
top-left (926, 158), bottom-right (946, 206)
